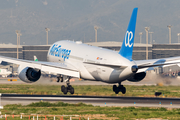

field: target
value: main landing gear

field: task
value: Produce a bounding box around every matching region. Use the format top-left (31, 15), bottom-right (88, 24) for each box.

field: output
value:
top-left (57, 75), bottom-right (74, 95)
top-left (113, 83), bottom-right (126, 94)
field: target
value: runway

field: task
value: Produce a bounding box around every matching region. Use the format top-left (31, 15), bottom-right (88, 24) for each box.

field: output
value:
top-left (1, 94), bottom-right (180, 108)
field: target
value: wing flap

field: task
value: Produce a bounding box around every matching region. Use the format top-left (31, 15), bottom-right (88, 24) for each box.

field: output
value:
top-left (41, 64), bottom-right (79, 77)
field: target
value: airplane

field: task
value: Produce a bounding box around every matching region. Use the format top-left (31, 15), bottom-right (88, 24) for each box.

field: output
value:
top-left (0, 68), bottom-right (12, 77)
top-left (34, 56), bottom-right (38, 61)
top-left (0, 8), bottom-right (180, 94)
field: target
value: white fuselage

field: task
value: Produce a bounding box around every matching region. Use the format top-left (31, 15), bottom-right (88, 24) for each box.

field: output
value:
top-left (47, 40), bottom-right (136, 83)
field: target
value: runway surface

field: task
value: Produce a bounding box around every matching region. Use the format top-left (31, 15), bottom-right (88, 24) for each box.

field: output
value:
top-left (1, 94), bottom-right (180, 108)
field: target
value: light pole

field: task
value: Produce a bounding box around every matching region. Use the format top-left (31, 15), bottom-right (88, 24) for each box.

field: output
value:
top-left (139, 32), bottom-right (143, 44)
top-left (16, 30), bottom-right (21, 59)
top-left (94, 26), bottom-right (98, 42)
top-left (19, 33), bottom-right (22, 45)
top-left (145, 27), bottom-right (150, 60)
top-left (45, 28), bottom-right (50, 45)
top-left (167, 25), bottom-right (172, 44)
top-left (149, 32), bottom-right (153, 44)
top-left (177, 33), bottom-right (180, 43)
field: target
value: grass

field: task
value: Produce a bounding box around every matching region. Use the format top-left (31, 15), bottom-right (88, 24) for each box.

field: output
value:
top-left (2, 101), bottom-right (180, 119)
top-left (1, 84), bottom-right (180, 119)
top-left (0, 84), bottom-right (180, 97)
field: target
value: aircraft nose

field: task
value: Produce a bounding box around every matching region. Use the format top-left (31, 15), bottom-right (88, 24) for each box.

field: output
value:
top-left (131, 65), bottom-right (138, 73)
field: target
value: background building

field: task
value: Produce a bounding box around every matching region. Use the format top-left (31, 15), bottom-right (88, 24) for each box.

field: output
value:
top-left (0, 44), bottom-right (23, 59)
top-left (22, 45), bottom-right (50, 61)
top-left (152, 44), bottom-right (180, 59)
top-left (0, 42), bottom-right (179, 62)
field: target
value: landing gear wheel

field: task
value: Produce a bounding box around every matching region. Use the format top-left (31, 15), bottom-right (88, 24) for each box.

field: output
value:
top-left (113, 85), bottom-right (119, 94)
top-left (70, 87), bottom-right (74, 94)
top-left (63, 87), bottom-right (68, 94)
top-left (57, 75), bottom-right (63, 82)
top-left (68, 85), bottom-right (72, 89)
top-left (61, 85), bottom-right (65, 92)
top-left (61, 76), bottom-right (75, 95)
top-left (115, 88), bottom-right (119, 94)
top-left (57, 77), bottom-right (60, 82)
top-left (60, 77), bottom-right (63, 82)
top-left (122, 87), bottom-right (126, 94)
top-left (113, 85), bottom-right (117, 92)
top-left (113, 84), bottom-right (126, 94)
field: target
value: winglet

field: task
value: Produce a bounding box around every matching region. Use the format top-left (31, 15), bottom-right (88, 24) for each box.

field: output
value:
top-left (119, 8), bottom-right (138, 61)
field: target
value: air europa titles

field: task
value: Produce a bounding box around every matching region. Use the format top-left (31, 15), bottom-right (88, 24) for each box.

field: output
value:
top-left (49, 44), bottom-right (71, 61)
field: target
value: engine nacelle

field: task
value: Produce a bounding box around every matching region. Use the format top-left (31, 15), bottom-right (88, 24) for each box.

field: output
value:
top-left (127, 72), bottom-right (146, 82)
top-left (18, 66), bottom-right (41, 83)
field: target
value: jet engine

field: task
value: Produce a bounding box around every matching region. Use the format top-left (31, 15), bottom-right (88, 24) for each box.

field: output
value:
top-left (18, 65), bottom-right (41, 83)
top-left (127, 72), bottom-right (146, 82)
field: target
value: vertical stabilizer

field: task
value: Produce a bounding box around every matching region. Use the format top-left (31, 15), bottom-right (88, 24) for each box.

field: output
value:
top-left (119, 8), bottom-right (138, 61)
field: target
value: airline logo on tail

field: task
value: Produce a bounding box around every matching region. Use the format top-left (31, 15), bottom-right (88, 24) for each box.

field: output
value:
top-left (125, 31), bottom-right (133, 47)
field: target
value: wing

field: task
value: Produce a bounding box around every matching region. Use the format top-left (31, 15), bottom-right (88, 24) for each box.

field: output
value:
top-left (0, 56), bottom-right (80, 78)
top-left (135, 56), bottom-right (180, 72)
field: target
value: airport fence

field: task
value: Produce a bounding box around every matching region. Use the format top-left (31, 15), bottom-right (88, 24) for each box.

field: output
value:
top-left (0, 114), bottom-right (92, 120)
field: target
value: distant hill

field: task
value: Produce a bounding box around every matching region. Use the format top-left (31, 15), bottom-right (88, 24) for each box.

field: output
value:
top-left (0, 0), bottom-right (180, 45)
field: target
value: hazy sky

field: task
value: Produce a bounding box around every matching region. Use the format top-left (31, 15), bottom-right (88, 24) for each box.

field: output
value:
top-left (0, 0), bottom-right (180, 45)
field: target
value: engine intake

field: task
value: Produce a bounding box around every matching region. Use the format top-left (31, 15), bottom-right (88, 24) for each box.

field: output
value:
top-left (26, 68), bottom-right (41, 82)
top-left (18, 66), bottom-right (41, 83)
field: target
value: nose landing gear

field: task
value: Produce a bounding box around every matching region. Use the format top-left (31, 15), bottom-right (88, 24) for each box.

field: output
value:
top-left (57, 75), bottom-right (63, 82)
top-left (113, 83), bottom-right (126, 94)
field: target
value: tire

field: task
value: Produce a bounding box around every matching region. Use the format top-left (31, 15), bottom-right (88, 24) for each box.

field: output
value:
top-left (60, 77), bottom-right (63, 82)
top-left (63, 87), bottom-right (68, 94)
top-left (122, 87), bottom-right (126, 94)
top-left (115, 89), bottom-right (119, 94)
top-left (61, 85), bottom-right (65, 92)
top-left (67, 85), bottom-right (72, 92)
top-left (57, 78), bottom-right (60, 82)
top-left (113, 85), bottom-right (117, 92)
top-left (68, 85), bottom-right (72, 89)
top-left (70, 87), bottom-right (74, 94)
top-left (114, 86), bottom-right (119, 94)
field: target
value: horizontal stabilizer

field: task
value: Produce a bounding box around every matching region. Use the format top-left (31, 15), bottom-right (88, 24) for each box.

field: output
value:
top-left (138, 62), bottom-right (180, 69)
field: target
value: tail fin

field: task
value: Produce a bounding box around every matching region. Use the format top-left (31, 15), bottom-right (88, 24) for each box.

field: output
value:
top-left (34, 56), bottom-right (38, 61)
top-left (119, 8), bottom-right (138, 61)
